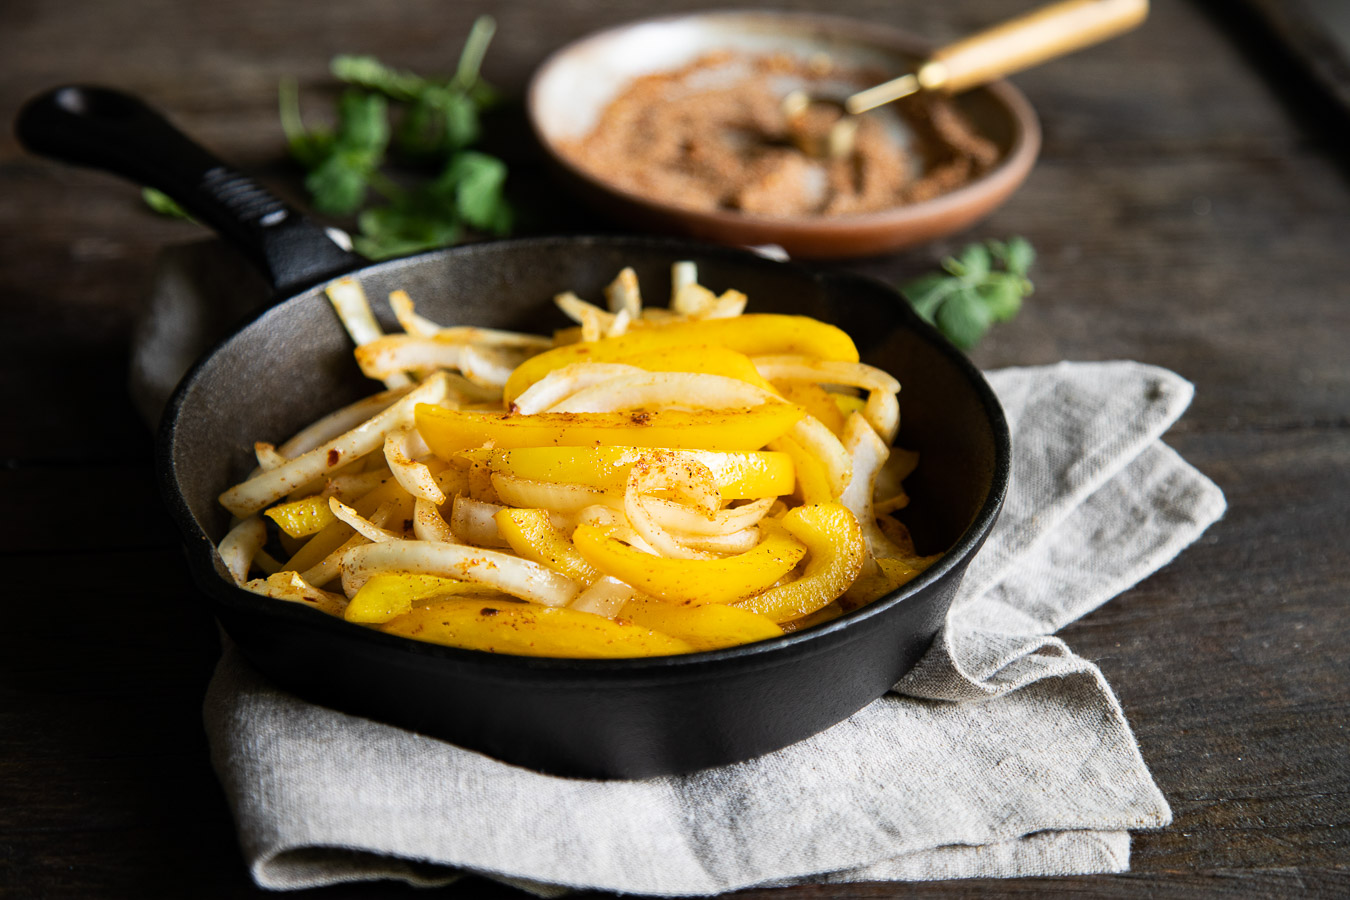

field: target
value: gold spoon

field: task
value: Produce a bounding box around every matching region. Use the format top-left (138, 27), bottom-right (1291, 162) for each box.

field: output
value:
top-left (786, 0), bottom-right (1150, 158)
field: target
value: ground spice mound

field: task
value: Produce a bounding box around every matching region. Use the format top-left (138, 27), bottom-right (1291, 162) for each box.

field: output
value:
top-left (559, 52), bottom-right (1000, 218)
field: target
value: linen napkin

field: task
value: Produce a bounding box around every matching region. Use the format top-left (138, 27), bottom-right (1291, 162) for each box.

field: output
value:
top-left (199, 358), bottom-right (1226, 895)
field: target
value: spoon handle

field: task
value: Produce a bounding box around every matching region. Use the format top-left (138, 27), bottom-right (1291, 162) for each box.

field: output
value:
top-left (927, 0), bottom-right (1149, 94)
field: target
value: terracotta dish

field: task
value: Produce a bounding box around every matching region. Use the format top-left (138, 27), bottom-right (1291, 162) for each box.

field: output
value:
top-left (528, 11), bottom-right (1041, 259)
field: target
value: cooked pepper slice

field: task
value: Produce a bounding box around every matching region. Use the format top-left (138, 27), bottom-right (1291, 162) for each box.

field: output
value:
top-left (495, 507), bottom-right (601, 585)
top-left (416, 404), bottom-right (805, 456)
top-left (503, 314), bottom-right (859, 402)
top-left (344, 573), bottom-right (490, 623)
top-left (571, 522), bottom-right (806, 606)
top-left (462, 446), bottom-right (793, 500)
top-left (378, 596), bottom-right (693, 658)
top-left (264, 494), bottom-right (338, 538)
top-left (282, 476), bottom-right (415, 574)
top-left (768, 436), bottom-right (833, 505)
top-left (732, 503), bottom-right (866, 624)
top-left (618, 596), bottom-right (784, 651)
top-left (772, 380), bottom-right (847, 437)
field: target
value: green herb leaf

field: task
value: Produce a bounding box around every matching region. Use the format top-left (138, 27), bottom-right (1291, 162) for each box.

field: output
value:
top-left (442, 151), bottom-right (511, 234)
top-left (305, 154), bottom-right (372, 216)
top-left (953, 243), bottom-right (991, 281)
top-left (900, 237), bottom-right (1035, 349)
top-left (353, 203), bottom-right (462, 260)
top-left (1004, 236), bottom-right (1031, 275)
top-left (331, 55), bottom-right (427, 102)
top-left (934, 288), bottom-right (992, 350)
top-left (141, 187), bottom-right (193, 221)
top-left (334, 90), bottom-right (389, 155)
top-left (279, 19), bottom-right (509, 259)
top-left (899, 272), bottom-right (957, 323)
top-left (977, 274), bottom-right (1024, 322)
top-left (439, 91), bottom-right (480, 152)
top-left (455, 16), bottom-right (497, 90)
top-left (278, 76), bottom-right (333, 167)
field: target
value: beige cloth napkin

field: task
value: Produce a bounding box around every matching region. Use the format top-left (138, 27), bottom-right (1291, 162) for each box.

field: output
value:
top-left (202, 359), bottom-right (1225, 894)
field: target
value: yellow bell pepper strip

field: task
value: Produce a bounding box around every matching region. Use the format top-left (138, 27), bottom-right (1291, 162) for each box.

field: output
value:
top-left (415, 403), bottom-right (805, 456)
top-left (462, 446), bottom-right (794, 500)
top-left (613, 345), bottom-right (776, 392)
top-left (771, 380), bottom-right (847, 437)
top-left (495, 508), bottom-right (602, 585)
top-left (281, 476), bottom-right (416, 574)
top-left (377, 596), bottom-right (694, 658)
top-left (833, 393), bottom-right (866, 418)
top-left (503, 314), bottom-right (860, 403)
top-left (344, 573), bottom-right (493, 623)
top-left (571, 522), bottom-right (807, 606)
top-left (767, 436), bottom-right (833, 505)
top-left (732, 503), bottom-right (866, 624)
top-left (618, 596), bottom-right (784, 651)
top-left (263, 494), bottom-right (339, 538)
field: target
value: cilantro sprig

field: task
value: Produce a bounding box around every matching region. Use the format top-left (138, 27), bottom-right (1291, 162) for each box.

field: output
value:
top-left (277, 15), bottom-right (511, 260)
top-left (901, 237), bottom-right (1035, 350)
top-left (141, 187), bottom-right (192, 220)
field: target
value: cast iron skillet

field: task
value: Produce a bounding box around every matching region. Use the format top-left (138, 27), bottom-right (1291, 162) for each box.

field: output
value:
top-left (16, 86), bottom-right (1010, 779)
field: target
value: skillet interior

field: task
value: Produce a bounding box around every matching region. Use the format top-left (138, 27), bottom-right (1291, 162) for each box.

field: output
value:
top-left (162, 235), bottom-right (1008, 777)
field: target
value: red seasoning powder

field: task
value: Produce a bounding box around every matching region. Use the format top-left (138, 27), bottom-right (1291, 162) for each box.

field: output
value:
top-left (559, 52), bottom-right (1000, 219)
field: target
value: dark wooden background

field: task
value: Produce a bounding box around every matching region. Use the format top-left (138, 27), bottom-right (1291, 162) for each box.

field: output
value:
top-left (2, 0), bottom-right (1347, 896)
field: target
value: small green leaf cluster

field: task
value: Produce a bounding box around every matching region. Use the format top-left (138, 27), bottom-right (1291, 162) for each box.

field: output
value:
top-left (279, 16), bottom-right (511, 259)
top-left (900, 237), bottom-right (1035, 350)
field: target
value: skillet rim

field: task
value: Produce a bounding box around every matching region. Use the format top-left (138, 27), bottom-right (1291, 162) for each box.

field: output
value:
top-left (156, 233), bottom-right (1010, 674)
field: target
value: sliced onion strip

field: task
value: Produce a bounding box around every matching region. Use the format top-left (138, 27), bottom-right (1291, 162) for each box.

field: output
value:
top-left (787, 416), bottom-right (853, 497)
top-left (340, 540), bottom-right (580, 607)
top-left (839, 413), bottom-right (906, 560)
top-left (667, 525), bottom-right (761, 554)
top-left (355, 335), bottom-right (463, 380)
top-left (606, 267), bottom-right (642, 318)
top-left (624, 482), bottom-right (706, 562)
top-left (329, 497), bottom-right (404, 543)
top-left (491, 474), bottom-right (611, 514)
top-left (450, 495), bottom-right (510, 547)
top-left (218, 516), bottom-right (266, 584)
top-left (642, 496), bottom-right (774, 535)
top-left (384, 427), bottom-right (445, 504)
top-left (414, 498), bottom-right (457, 543)
top-left (241, 571), bottom-right (348, 617)
top-left (278, 386), bottom-right (412, 458)
top-left (459, 344), bottom-right (524, 389)
top-left (220, 373), bottom-right (449, 517)
top-left (254, 442), bottom-right (287, 471)
top-left (670, 261), bottom-right (698, 298)
top-left (326, 277), bottom-right (411, 390)
top-left (389, 289), bottom-right (552, 349)
top-left (511, 362), bottom-right (646, 415)
top-left (545, 372), bottom-right (772, 414)
top-left (570, 576), bottom-right (637, 617)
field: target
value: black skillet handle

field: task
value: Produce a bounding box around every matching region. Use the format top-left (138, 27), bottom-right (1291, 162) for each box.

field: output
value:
top-left (14, 85), bottom-right (363, 295)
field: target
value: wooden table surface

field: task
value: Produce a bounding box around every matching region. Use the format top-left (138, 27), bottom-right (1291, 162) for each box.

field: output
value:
top-left (2, 0), bottom-right (1347, 896)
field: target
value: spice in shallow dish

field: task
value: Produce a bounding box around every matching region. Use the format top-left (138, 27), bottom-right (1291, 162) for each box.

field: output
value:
top-left (558, 52), bottom-right (999, 219)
